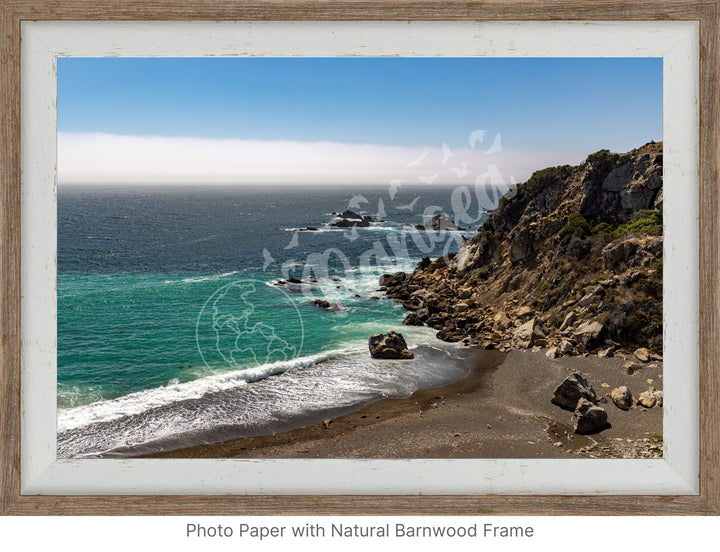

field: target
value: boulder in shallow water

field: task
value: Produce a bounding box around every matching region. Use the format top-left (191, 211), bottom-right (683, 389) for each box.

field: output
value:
top-left (436, 328), bottom-right (465, 343)
top-left (368, 331), bottom-right (414, 359)
top-left (417, 213), bottom-right (465, 231)
top-left (313, 299), bottom-right (343, 311)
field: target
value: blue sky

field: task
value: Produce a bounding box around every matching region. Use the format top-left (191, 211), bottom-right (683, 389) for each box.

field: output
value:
top-left (57, 57), bottom-right (662, 184)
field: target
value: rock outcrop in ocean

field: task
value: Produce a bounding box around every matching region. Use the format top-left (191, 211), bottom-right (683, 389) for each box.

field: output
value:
top-left (415, 212), bottom-right (466, 231)
top-left (382, 141), bottom-right (663, 358)
top-left (331, 210), bottom-right (380, 228)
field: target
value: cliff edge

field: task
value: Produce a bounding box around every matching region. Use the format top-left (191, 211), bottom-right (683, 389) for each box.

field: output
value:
top-left (384, 141), bottom-right (663, 358)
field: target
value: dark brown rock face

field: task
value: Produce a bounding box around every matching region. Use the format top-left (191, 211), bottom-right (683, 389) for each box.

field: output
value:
top-left (579, 151), bottom-right (663, 221)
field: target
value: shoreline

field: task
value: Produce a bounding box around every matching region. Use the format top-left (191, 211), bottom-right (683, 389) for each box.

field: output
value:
top-left (145, 347), bottom-right (663, 459)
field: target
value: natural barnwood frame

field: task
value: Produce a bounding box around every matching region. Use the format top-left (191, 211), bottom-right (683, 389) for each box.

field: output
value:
top-left (1, 1), bottom-right (718, 516)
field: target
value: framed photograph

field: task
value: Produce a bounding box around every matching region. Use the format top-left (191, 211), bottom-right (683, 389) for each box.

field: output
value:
top-left (1, 1), bottom-right (718, 515)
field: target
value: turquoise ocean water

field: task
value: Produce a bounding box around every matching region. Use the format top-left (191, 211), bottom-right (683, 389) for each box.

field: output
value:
top-left (57, 184), bottom-right (490, 457)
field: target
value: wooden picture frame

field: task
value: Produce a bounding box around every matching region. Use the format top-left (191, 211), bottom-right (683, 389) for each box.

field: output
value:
top-left (1, 0), bottom-right (718, 515)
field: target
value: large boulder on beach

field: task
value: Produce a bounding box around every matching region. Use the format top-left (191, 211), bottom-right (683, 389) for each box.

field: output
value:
top-left (610, 386), bottom-right (633, 410)
top-left (512, 317), bottom-right (545, 348)
top-left (551, 372), bottom-right (597, 410)
top-left (573, 320), bottom-right (605, 348)
top-left (558, 340), bottom-right (576, 355)
top-left (573, 398), bottom-right (608, 434)
top-left (369, 331), bottom-right (414, 359)
top-left (493, 311), bottom-right (511, 331)
top-left (622, 361), bottom-right (643, 375)
top-left (638, 387), bottom-right (663, 408)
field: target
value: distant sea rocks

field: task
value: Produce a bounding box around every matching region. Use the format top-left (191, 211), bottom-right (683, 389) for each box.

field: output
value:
top-left (415, 213), bottom-right (465, 231)
top-left (331, 210), bottom-right (381, 228)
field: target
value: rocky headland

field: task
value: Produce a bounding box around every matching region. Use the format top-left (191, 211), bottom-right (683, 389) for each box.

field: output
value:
top-left (383, 142), bottom-right (663, 359)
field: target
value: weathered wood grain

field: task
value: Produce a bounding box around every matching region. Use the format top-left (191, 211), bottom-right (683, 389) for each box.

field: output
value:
top-left (1, 0), bottom-right (719, 516)
top-left (698, 0), bottom-right (720, 516)
top-left (0, 0), bottom-right (718, 21)
top-left (0, 0), bottom-right (23, 518)
top-left (3, 493), bottom-right (720, 516)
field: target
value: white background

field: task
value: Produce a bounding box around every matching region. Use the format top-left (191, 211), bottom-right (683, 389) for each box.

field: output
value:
top-left (1, 516), bottom-right (719, 550)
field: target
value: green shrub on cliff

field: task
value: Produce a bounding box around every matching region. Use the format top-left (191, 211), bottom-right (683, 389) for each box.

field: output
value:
top-left (559, 213), bottom-right (591, 245)
top-left (523, 165), bottom-right (574, 196)
top-left (582, 148), bottom-right (620, 178)
top-left (592, 221), bottom-right (614, 234)
top-left (560, 209), bottom-right (661, 247)
top-left (616, 209), bottom-right (662, 236)
top-left (498, 164), bottom-right (574, 209)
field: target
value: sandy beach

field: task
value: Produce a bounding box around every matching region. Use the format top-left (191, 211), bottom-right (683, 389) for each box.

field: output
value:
top-left (147, 348), bottom-right (663, 459)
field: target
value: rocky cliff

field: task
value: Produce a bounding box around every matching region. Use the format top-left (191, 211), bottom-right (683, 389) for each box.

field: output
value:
top-left (384, 141), bottom-right (663, 357)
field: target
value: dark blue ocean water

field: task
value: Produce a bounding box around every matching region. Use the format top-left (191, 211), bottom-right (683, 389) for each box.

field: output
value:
top-left (57, 184), bottom-right (490, 457)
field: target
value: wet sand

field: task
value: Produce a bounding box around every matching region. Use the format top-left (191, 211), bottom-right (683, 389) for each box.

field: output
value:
top-left (147, 348), bottom-right (663, 459)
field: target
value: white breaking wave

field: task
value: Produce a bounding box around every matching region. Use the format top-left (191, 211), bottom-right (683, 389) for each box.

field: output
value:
top-left (57, 347), bottom-right (355, 433)
top-left (179, 271), bottom-right (241, 283)
top-left (57, 339), bottom-right (474, 458)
